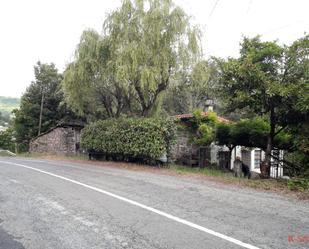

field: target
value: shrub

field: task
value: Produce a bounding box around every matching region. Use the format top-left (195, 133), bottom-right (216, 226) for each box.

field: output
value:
top-left (194, 124), bottom-right (215, 146)
top-left (284, 151), bottom-right (309, 177)
top-left (189, 110), bottom-right (218, 146)
top-left (287, 178), bottom-right (309, 192)
top-left (0, 128), bottom-right (15, 152)
top-left (81, 118), bottom-right (176, 162)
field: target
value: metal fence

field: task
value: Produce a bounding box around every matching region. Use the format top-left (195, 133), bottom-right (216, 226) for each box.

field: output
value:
top-left (270, 149), bottom-right (284, 178)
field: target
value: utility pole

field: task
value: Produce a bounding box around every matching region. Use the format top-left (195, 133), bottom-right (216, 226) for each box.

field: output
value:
top-left (38, 86), bottom-right (44, 136)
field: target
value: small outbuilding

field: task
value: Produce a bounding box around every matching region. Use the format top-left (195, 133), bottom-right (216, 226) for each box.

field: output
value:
top-left (170, 112), bottom-right (232, 168)
top-left (170, 112), bottom-right (284, 178)
top-left (29, 122), bottom-right (84, 155)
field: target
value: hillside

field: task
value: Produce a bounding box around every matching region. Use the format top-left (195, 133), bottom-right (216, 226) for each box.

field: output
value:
top-left (0, 96), bottom-right (20, 115)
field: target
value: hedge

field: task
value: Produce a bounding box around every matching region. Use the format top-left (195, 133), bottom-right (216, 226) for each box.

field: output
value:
top-left (81, 118), bottom-right (176, 161)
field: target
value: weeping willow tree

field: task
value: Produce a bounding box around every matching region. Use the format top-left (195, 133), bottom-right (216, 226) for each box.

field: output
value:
top-left (62, 31), bottom-right (128, 119)
top-left (62, 0), bottom-right (201, 118)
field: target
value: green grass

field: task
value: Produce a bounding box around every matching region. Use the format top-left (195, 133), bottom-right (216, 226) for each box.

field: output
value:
top-left (0, 150), bottom-right (16, 156)
top-left (169, 164), bottom-right (230, 177)
top-left (59, 154), bottom-right (89, 161)
top-left (168, 164), bottom-right (309, 198)
top-left (14, 153), bottom-right (309, 199)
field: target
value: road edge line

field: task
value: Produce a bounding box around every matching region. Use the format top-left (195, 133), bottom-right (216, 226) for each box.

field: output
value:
top-left (2, 161), bottom-right (261, 249)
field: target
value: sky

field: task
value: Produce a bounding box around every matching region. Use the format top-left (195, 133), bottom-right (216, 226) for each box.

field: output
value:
top-left (0, 0), bottom-right (308, 98)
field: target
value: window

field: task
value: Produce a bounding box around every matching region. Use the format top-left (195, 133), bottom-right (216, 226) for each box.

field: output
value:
top-left (241, 150), bottom-right (251, 166)
top-left (254, 150), bottom-right (262, 169)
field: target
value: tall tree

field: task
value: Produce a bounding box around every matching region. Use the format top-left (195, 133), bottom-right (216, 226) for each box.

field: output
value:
top-left (14, 62), bottom-right (76, 149)
top-left (216, 118), bottom-right (292, 170)
top-left (218, 35), bottom-right (309, 177)
top-left (163, 59), bottom-right (219, 115)
top-left (62, 0), bottom-right (201, 118)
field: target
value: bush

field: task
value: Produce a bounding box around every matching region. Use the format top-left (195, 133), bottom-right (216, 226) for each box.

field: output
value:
top-left (287, 178), bottom-right (309, 192)
top-left (81, 118), bottom-right (176, 162)
top-left (189, 110), bottom-right (218, 146)
top-left (284, 151), bottom-right (309, 177)
top-left (0, 128), bottom-right (15, 152)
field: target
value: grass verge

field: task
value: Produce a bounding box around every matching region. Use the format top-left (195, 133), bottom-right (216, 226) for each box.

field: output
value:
top-left (15, 153), bottom-right (309, 200)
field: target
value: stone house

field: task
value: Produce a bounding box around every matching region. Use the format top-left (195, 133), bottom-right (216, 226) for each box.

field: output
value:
top-left (170, 112), bottom-right (232, 168)
top-left (170, 112), bottom-right (284, 178)
top-left (29, 122), bottom-right (84, 155)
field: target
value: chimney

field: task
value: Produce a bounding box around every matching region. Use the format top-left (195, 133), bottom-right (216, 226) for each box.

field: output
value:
top-left (205, 99), bottom-right (214, 112)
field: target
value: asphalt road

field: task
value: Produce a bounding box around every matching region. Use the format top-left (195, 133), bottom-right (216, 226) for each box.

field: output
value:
top-left (0, 157), bottom-right (308, 249)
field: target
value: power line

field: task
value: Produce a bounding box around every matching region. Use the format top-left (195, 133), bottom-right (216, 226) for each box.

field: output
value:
top-left (208, 0), bottom-right (220, 19)
top-left (246, 0), bottom-right (253, 14)
top-left (261, 20), bottom-right (305, 36)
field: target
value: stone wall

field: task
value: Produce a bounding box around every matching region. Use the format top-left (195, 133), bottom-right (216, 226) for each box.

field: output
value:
top-left (170, 129), bottom-right (199, 164)
top-left (170, 128), bottom-right (231, 167)
top-left (29, 127), bottom-right (80, 155)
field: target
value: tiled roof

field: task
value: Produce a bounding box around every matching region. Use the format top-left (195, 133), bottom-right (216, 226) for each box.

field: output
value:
top-left (173, 112), bottom-right (230, 123)
top-left (30, 121), bottom-right (84, 141)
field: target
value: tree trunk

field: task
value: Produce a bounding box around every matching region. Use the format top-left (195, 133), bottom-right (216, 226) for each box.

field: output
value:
top-left (142, 106), bottom-right (151, 117)
top-left (261, 107), bottom-right (275, 178)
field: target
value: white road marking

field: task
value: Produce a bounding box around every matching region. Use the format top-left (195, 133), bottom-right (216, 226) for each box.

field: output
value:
top-left (1, 161), bottom-right (261, 249)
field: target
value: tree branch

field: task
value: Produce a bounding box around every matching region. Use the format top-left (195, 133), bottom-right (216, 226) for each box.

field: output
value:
top-left (274, 125), bottom-right (287, 137)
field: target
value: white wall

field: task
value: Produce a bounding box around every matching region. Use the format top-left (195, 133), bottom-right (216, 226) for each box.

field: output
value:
top-left (257, 149), bottom-right (284, 178)
top-left (250, 149), bottom-right (261, 174)
top-left (231, 147), bottom-right (283, 178)
top-left (230, 146), bottom-right (241, 169)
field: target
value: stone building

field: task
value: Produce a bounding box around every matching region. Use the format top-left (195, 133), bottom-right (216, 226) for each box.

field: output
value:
top-left (170, 112), bottom-right (231, 168)
top-left (29, 122), bottom-right (84, 155)
top-left (170, 112), bottom-right (284, 178)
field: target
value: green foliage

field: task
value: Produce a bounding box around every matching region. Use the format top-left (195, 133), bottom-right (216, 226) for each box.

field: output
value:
top-left (284, 151), bottom-right (309, 177)
top-left (204, 111), bottom-right (218, 124)
top-left (0, 128), bottom-right (15, 152)
top-left (219, 35), bottom-right (308, 122)
top-left (216, 117), bottom-right (293, 150)
top-left (169, 164), bottom-right (226, 177)
top-left (291, 123), bottom-right (309, 154)
top-left (218, 35), bottom-right (309, 175)
top-left (63, 0), bottom-right (201, 118)
top-left (184, 110), bottom-right (218, 146)
top-left (216, 118), bottom-right (266, 149)
top-left (231, 118), bottom-right (269, 149)
top-left (216, 117), bottom-right (306, 178)
top-left (287, 178), bottom-right (309, 192)
top-left (13, 62), bottom-right (78, 149)
top-left (81, 118), bottom-right (176, 161)
top-left (216, 122), bottom-right (235, 149)
top-left (163, 58), bottom-right (220, 115)
top-left (192, 109), bottom-right (218, 125)
top-left (194, 124), bottom-right (215, 145)
top-left (281, 122), bottom-right (309, 177)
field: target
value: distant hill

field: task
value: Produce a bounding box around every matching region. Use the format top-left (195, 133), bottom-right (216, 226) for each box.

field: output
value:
top-left (0, 96), bottom-right (20, 115)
